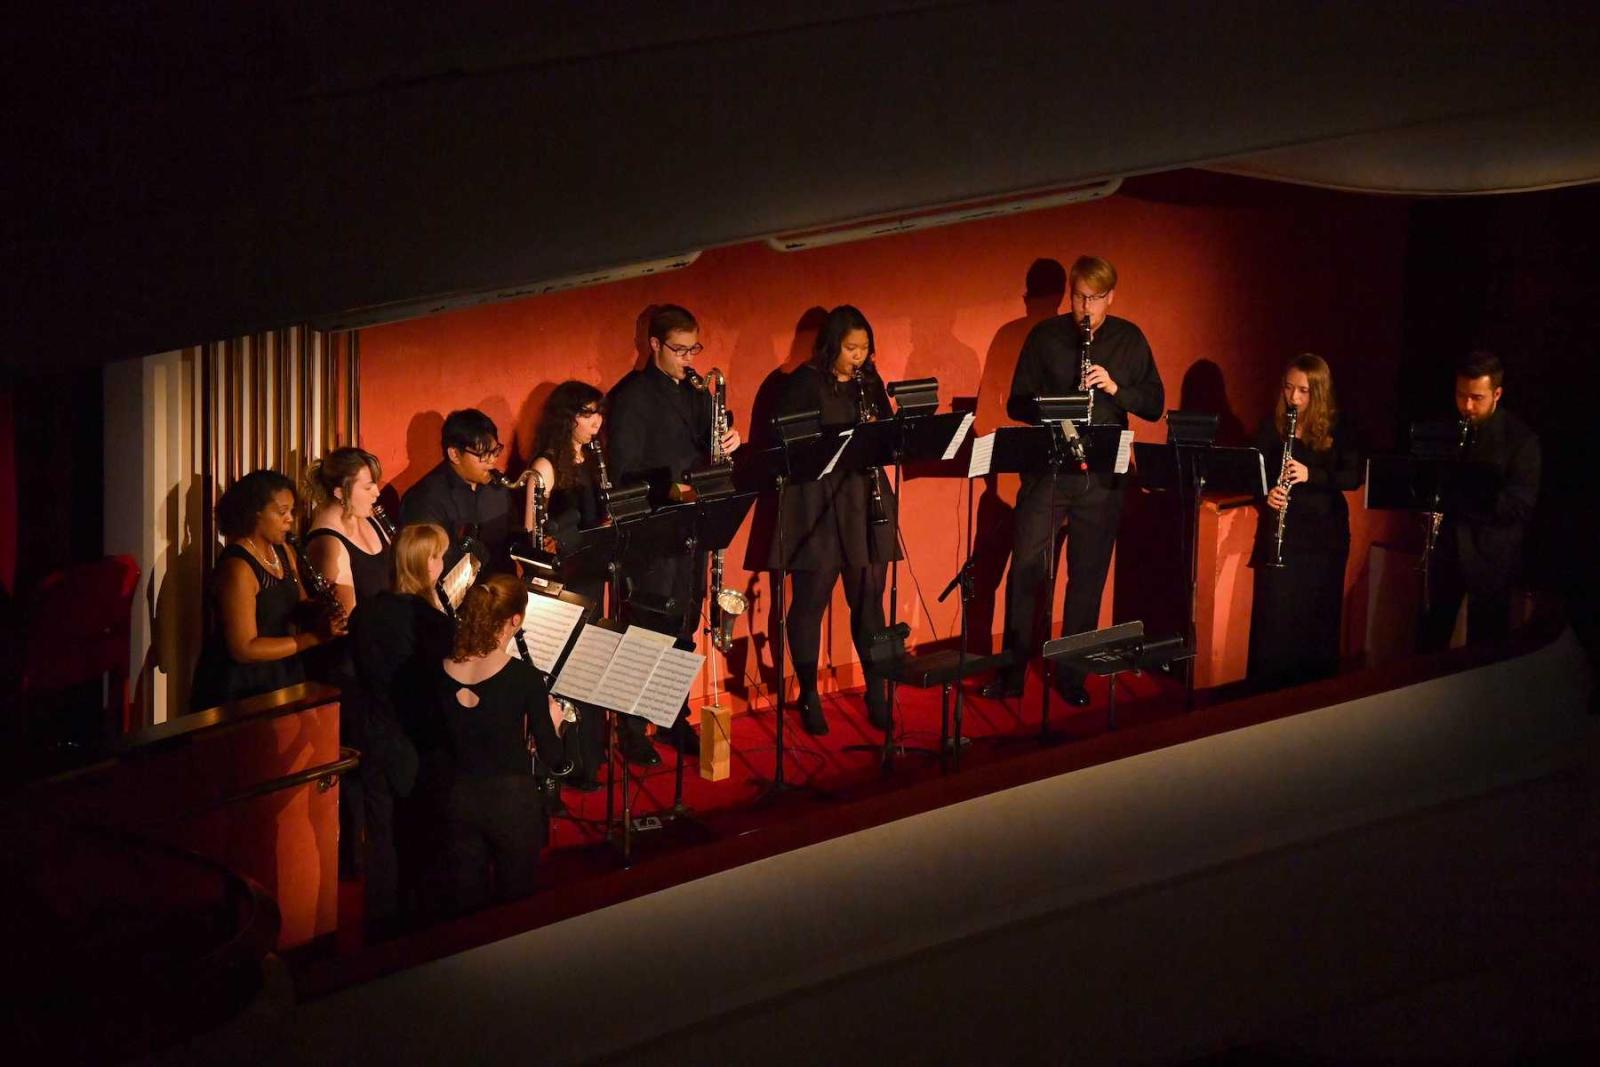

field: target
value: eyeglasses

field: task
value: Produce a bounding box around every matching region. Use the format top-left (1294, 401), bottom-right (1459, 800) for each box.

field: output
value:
top-left (463, 443), bottom-right (505, 460)
top-left (1072, 290), bottom-right (1111, 304)
top-left (662, 341), bottom-right (704, 357)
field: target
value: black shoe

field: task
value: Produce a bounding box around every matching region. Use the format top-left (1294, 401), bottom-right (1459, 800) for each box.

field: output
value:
top-left (564, 776), bottom-right (604, 794)
top-left (979, 677), bottom-right (1024, 700)
top-left (655, 722), bottom-right (700, 757)
top-left (1055, 678), bottom-right (1091, 707)
top-left (799, 691), bottom-right (829, 736)
top-left (620, 728), bottom-right (661, 767)
top-left (864, 676), bottom-right (890, 732)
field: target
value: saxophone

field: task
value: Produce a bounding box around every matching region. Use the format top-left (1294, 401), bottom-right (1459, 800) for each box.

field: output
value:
top-left (1266, 405), bottom-right (1299, 568)
top-left (1079, 313), bottom-right (1095, 422)
top-left (691, 367), bottom-right (748, 652)
top-left (854, 367), bottom-right (890, 526)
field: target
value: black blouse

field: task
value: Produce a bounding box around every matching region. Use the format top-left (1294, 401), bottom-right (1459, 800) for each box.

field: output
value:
top-left (1252, 418), bottom-right (1363, 557)
top-left (432, 656), bottom-right (564, 778)
top-left (765, 363), bottom-right (901, 571)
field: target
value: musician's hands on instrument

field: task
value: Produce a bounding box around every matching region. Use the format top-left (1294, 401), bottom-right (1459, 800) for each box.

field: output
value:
top-left (1083, 363), bottom-right (1119, 396)
top-left (1284, 458), bottom-right (1309, 486)
top-left (720, 428), bottom-right (741, 454)
top-left (1267, 485), bottom-right (1291, 512)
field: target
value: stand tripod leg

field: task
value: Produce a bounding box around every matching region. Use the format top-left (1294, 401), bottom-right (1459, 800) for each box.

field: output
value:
top-left (1107, 673), bottom-right (1118, 731)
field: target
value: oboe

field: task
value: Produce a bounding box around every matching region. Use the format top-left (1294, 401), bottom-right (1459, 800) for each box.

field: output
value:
top-left (1266, 405), bottom-right (1299, 568)
top-left (1079, 313), bottom-right (1095, 422)
top-left (854, 367), bottom-right (891, 526)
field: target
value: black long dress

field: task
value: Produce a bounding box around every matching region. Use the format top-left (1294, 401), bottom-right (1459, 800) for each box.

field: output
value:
top-left (189, 543), bottom-right (306, 711)
top-left (1247, 419), bottom-right (1363, 689)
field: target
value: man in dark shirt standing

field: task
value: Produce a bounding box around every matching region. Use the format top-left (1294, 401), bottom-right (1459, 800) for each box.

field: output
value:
top-left (606, 305), bottom-right (741, 764)
top-left (399, 408), bottom-right (514, 576)
top-left (1419, 350), bottom-right (1540, 650)
top-left (982, 255), bottom-right (1166, 704)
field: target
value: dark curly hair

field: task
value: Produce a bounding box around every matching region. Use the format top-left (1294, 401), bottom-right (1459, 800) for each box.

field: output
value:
top-left (809, 304), bottom-right (880, 395)
top-left (450, 573), bottom-right (528, 661)
top-left (532, 380), bottom-right (604, 490)
top-left (216, 470), bottom-right (297, 539)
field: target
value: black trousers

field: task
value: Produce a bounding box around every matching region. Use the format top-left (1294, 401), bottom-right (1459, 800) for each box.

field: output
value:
top-left (1001, 473), bottom-right (1123, 687)
top-left (787, 563), bottom-right (889, 688)
top-left (1419, 553), bottom-right (1511, 652)
top-left (440, 775), bottom-right (547, 914)
top-left (1247, 545), bottom-right (1347, 690)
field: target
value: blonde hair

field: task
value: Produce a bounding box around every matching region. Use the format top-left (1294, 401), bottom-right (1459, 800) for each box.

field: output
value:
top-left (1275, 353), bottom-right (1338, 451)
top-left (392, 523), bottom-right (448, 598)
top-left (451, 573), bottom-right (527, 661)
top-left (305, 447), bottom-right (382, 511)
top-left (1069, 255), bottom-right (1118, 294)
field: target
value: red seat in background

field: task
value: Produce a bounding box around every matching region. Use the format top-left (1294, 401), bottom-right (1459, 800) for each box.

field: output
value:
top-left (17, 554), bottom-right (140, 736)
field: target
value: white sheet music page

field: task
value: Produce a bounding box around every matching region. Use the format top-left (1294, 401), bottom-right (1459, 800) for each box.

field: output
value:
top-left (818, 429), bottom-right (853, 477)
top-left (941, 412), bottom-right (976, 460)
top-left (551, 625), bottom-right (622, 704)
top-left (589, 626), bottom-right (675, 714)
top-left (504, 593), bottom-right (587, 672)
top-left (967, 432), bottom-right (996, 478)
top-left (1115, 430), bottom-right (1134, 474)
top-left (630, 646), bottom-right (705, 728)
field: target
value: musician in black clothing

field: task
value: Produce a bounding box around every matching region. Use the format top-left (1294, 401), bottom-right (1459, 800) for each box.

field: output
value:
top-left (424, 573), bottom-right (572, 914)
top-left (768, 305), bottom-right (897, 736)
top-left (304, 447), bottom-right (394, 615)
top-left (524, 381), bottom-right (608, 788)
top-left (1418, 350), bottom-right (1541, 650)
top-left (606, 305), bottom-right (741, 764)
top-left (349, 523), bottom-right (454, 929)
top-left (982, 256), bottom-right (1166, 704)
top-left (1247, 354), bottom-right (1363, 689)
top-left (399, 408), bottom-right (514, 576)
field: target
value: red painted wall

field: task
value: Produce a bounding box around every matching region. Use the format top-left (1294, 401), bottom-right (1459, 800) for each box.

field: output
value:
top-left (358, 172), bottom-right (1409, 703)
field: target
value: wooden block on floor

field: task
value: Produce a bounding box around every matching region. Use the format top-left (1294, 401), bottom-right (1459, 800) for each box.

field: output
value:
top-left (700, 703), bottom-right (732, 781)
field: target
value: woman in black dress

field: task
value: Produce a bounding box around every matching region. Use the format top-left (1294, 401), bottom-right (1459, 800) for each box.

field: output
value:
top-left (350, 522), bottom-right (455, 929)
top-left (303, 446), bottom-right (393, 615)
top-left (769, 305), bottom-right (899, 736)
top-left (190, 470), bottom-right (343, 710)
top-left (524, 381), bottom-right (608, 788)
top-left (429, 573), bottom-right (572, 913)
top-left (1248, 353), bottom-right (1363, 690)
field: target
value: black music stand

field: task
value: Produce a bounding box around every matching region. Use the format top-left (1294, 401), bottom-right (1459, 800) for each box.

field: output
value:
top-left (984, 420), bottom-right (1128, 742)
top-left (832, 400), bottom-right (971, 770)
top-left (1042, 622), bottom-right (1192, 730)
top-left (511, 583), bottom-right (597, 823)
top-left (1366, 436), bottom-right (1498, 614)
top-left (1132, 411), bottom-right (1266, 708)
top-left (748, 412), bottom-right (850, 801)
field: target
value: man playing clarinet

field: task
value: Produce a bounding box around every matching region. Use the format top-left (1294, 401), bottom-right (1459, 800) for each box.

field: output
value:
top-left (982, 256), bottom-right (1165, 705)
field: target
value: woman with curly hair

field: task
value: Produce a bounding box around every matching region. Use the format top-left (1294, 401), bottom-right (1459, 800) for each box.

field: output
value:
top-left (765, 305), bottom-right (899, 737)
top-left (426, 573), bottom-right (572, 912)
top-left (1247, 353), bottom-right (1363, 689)
top-left (523, 380), bottom-right (607, 583)
top-left (190, 470), bottom-right (344, 710)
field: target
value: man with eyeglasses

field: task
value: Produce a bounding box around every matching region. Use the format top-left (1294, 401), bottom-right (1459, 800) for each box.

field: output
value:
top-left (606, 304), bottom-right (742, 764)
top-left (399, 407), bottom-right (515, 576)
top-left (982, 255), bottom-right (1165, 706)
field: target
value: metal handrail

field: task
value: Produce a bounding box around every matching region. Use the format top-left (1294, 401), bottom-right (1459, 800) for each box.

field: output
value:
top-left (213, 746), bottom-right (361, 808)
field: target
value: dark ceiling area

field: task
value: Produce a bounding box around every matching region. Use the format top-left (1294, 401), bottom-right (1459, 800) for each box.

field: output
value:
top-left (4, 1), bottom-right (1600, 372)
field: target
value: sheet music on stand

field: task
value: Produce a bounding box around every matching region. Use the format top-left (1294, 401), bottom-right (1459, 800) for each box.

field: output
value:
top-left (438, 553), bottom-right (480, 612)
top-left (504, 587), bottom-right (592, 674)
top-left (552, 624), bottom-right (706, 729)
top-left (967, 432), bottom-right (997, 478)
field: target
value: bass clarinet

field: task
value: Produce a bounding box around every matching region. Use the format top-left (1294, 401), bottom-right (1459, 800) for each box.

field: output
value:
top-left (1266, 405), bottom-right (1299, 568)
top-left (686, 366), bottom-right (749, 652)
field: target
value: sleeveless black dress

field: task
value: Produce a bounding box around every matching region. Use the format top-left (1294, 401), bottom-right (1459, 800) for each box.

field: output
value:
top-left (190, 543), bottom-right (306, 710)
top-left (303, 517), bottom-right (393, 604)
top-left (542, 454), bottom-right (606, 605)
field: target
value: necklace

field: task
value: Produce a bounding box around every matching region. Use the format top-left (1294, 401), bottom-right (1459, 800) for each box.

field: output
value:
top-left (244, 536), bottom-right (283, 575)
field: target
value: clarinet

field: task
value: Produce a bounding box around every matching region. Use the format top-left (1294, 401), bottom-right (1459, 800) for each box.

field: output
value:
top-left (1079, 313), bottom-right (1095, 422)
top-left (854, 367), bottom-right (891, 526)
top-left (1267, 405), bottom-right (1299, 568)
top-left (1421, 414), bottom-right (1473, 581)
top-left (294, 536), bottom-right (347, 624)
top-left (586, 439), bottom-right (613, 522)
top-left (371, 502), bottom-right (397, 541)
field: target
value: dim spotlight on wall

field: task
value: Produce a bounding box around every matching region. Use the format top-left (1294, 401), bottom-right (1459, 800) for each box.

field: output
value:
top-left (764, 179), bottom-right (1121, 253)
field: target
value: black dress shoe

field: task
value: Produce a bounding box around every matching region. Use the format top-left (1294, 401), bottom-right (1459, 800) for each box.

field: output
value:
top-left (978, 678), bottom-right (1024, 700)
top-left (1055, 680), bottom-right (1091, 707)
top-left (799, 691), bottom-right (830, 736)
top-left (620, 729), bottom-right (661, 767)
